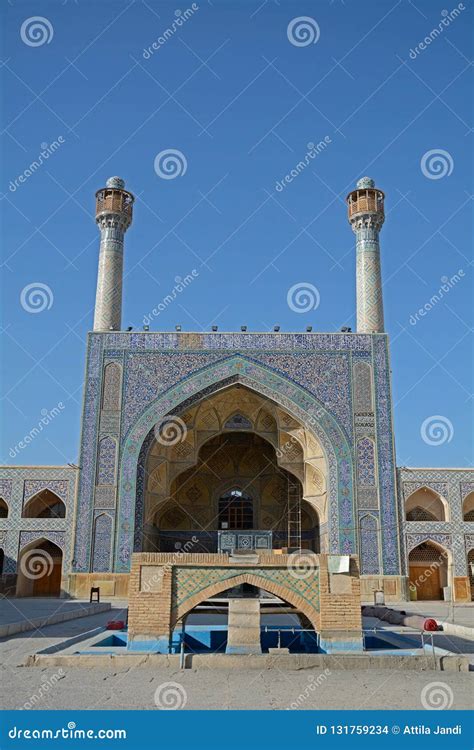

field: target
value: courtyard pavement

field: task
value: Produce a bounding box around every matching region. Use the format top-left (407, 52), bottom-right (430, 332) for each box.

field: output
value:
top-left (0, 600), bottom-right (472, 710)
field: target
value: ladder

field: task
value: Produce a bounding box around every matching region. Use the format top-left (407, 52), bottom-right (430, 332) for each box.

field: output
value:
top-left (287, 477), bottom-right (302, 550)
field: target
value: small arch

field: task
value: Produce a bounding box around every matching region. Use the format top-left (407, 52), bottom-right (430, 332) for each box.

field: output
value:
top-left (0, 498), bottom-right (8, 519)
top-left (22, 489), bottom-right (66, 519)
top-left (174, 571), bottom-right (320, 632)
top-left (16, 538), bottom-right (63, 597)
top-left (408, 540), bottom-right (449, 601)
top-left (405, 486), bottom-right (447, 522)
top-left (224, 413), bottom-right (253, 430)
top-left (468, 549), bottom-right (474, 601)
top-left (462, 491), bottom-right (474, 521)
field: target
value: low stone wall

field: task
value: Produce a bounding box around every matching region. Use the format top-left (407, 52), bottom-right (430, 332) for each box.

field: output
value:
top-left (67, 573), bottom-right (130, 599)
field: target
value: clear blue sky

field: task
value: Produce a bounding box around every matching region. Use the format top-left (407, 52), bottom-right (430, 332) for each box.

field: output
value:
top-left (1, 0), bottom-right (472, 467)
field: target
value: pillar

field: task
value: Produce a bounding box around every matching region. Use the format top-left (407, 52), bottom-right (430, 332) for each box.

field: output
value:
top-left (347, 177), bottom-right (385, 333)
top-left (93, 176), bottom-right (134, 331)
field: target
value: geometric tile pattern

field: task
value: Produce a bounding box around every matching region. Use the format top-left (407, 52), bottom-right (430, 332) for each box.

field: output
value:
top-left (357, 437), bottom-right (376, 486)
top-left (359, 513), bottom-right (380, 574)
top-left (96, 437), bottom-right (117, 485)
top-left (398, 468), bottom-right (474, 576)
top-left (91, 512), bottom-right (113, 572)
top-left (174, 565), bottom-right (320, 612)
top-left (0, 466), bottom-right (77, 573)
top-left (66, 331), bottom-right (404, 576)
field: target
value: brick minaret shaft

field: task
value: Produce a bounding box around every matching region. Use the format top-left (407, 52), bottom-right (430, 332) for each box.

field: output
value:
top-left (93, 176), bottom-right (134, 331)
top-left (347, 177), bottom-right (385, 333)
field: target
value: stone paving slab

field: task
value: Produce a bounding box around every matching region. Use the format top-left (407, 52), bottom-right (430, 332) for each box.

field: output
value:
top-left (0, 598), bottom-right (112, 637)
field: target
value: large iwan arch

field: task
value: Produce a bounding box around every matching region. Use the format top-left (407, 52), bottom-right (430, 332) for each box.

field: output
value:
top-left (115, 357), bottom-right (355, 572)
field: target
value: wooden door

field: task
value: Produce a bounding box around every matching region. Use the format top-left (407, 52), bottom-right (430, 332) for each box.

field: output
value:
top-left (409, 565), bottom-right (441, 600)
top-left (33, 559), bottom-right (62, 597)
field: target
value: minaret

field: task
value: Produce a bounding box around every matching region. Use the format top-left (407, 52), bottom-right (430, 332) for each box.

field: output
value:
top-left (93, 176), bottom-right (134, 331)
top-left (347, 177), bottom-right (385, 333)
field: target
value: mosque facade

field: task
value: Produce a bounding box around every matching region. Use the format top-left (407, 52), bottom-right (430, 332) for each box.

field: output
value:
top-left (1, 176), bottom-right (472, 604)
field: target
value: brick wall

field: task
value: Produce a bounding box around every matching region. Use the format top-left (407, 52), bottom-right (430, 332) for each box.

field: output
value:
top-left (128, 552), bottom-right (362, 642)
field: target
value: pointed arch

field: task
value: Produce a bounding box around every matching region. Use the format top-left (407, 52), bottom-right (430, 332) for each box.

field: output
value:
top-left (16, 537), bottom-right (63, 597)
top-left (173, 572), bottom-right (320, 632)
top-left (115, 357), bottom-right (355, 571)
top-left (405, 486), bottom-right (447, 522)
top-left (22, 489), bottom-right (66, 519)
top-left (0, 497), bottom-right (8, 519)
top-left (462, 491), bottom-right (474, 521)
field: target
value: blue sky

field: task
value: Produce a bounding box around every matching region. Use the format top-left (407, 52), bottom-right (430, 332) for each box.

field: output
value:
top-left (1, 0), bottom-right (472, 467)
